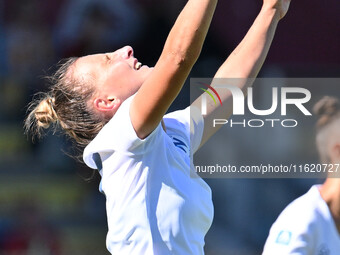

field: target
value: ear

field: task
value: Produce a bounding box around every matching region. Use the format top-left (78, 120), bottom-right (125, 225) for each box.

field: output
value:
top-left (329, 142), bottom-right (340, 163)
top-left (93, 97), bottom-right (121, 113)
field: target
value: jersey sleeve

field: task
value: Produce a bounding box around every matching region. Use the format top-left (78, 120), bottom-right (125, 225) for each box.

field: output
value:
top-left (163, 105), bottom-right (204, 155)
top-left (83, 96), bottom-right (163, 169)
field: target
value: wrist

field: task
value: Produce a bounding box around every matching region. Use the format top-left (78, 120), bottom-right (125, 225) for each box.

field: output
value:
top-left (260, 5), bottom-right (281, 23)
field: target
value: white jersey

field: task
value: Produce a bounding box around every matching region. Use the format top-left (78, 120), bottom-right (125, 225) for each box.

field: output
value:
top-left (263, 185), bottom-right (340, 255)
top-left (83, 96), bottom-right (214, 255)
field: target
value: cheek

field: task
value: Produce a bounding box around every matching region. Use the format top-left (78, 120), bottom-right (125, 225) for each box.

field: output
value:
top-left (115, 72), bottom-right (142, 97)
top-left (107, 65), bottom-right (131, 85)
top-left (107, 64), bottom-right (145, 96)
top-left (125, 69), bottom-right (146, 89)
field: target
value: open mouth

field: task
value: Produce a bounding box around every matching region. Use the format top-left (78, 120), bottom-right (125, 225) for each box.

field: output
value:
top-left (135, 62), bottom-right (142, 70)
top-left (134, 59), bottom-right (142, 70)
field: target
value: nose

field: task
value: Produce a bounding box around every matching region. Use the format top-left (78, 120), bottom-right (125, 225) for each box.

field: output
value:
top-left (119, 46), bottom-right (134, 59)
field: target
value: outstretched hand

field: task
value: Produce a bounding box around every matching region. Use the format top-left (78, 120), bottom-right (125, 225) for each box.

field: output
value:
top-left (263, 0), bottom-right (291, 20)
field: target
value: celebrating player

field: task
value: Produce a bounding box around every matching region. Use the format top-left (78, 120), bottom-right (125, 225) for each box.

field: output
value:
top-left (25, 0), bottom-right (291, 254)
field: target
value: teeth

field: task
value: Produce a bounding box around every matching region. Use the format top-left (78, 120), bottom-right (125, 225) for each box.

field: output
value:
top-left (135, 62), bottom-right (142, 70)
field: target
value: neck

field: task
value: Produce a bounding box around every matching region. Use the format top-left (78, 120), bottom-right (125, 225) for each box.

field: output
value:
top-left (319, 178), bottom-right (340, 234)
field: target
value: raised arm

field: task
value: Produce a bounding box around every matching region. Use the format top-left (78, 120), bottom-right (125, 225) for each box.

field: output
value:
top-left (131, 0), bottom-right (218, 139)
top-left (193, 0), bottom-right (291, 147)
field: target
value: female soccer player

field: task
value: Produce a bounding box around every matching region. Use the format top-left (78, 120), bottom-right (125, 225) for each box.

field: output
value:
top-left (25, 0), bottom-right (291, 254)
top-left (263, 96), bottom-right (340, 254)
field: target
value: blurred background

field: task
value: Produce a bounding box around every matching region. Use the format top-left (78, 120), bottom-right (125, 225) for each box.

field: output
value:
top-left (0, 0), bottom-right (339, 254)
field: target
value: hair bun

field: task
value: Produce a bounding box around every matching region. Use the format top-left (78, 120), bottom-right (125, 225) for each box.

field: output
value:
top-left (35, 97), bottom-right (58, 129)
top-left (313, 96), bottom-right (340, 128)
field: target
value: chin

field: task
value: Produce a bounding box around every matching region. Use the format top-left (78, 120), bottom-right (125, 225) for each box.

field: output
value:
top-left (140, 65), bottom-right (153, 71)
top-left (141, 66), bottom-right (153, 78)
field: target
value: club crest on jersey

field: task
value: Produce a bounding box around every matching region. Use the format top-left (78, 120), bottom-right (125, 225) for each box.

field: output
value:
top-left (317, 244), bottom-right (330, 255)
top-left (275, 230), bottom-right (292, 245)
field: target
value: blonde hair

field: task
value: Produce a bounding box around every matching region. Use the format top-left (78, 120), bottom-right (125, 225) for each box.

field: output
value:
top-left (25, 57), bottom-right (107, 156)
top-left (313, 96), bottom-right (340, 163)
top-left (33, 96), bottom-right (58, 129)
